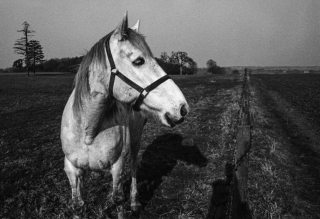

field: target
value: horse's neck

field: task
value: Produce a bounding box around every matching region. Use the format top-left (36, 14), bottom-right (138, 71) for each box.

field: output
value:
top-left (77, 65), bottom-right (132, 144)
top-left (110, 100), bottom-right (132, 124)
top-left (86, 68), bottom-right (131, 124)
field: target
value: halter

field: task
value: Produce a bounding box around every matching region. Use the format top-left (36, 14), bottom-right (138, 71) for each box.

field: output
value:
top-left (105, 31), bottom-right (170, 111)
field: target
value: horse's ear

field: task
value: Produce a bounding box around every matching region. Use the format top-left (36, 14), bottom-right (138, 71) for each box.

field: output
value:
top-left (131, 20), bottom-right (140, 32)
top-left (114, 12), bottom-right (128, 41)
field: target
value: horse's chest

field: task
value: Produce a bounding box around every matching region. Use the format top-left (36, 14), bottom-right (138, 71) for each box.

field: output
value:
top-left (88, 141), bottom-right (124, 170)
top-left (81, 127), bottom-right (130, 171)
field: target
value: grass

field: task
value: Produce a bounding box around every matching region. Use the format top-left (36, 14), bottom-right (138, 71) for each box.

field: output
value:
top-left (0, 73), bottom-right (241, 218)
top-left (211, 73), bottom-right (320, 218)
top-left (3, 72), bottom-right (319, 218)
top-left (248, 75), bottom-right (320, 219)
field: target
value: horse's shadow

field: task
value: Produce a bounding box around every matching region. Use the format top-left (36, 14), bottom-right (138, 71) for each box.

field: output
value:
top-left (124, 133), bottom-right (208, 209)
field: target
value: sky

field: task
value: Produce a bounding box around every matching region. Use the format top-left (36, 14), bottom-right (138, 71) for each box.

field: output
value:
top-left (0, 0), bottom-right (319, 68)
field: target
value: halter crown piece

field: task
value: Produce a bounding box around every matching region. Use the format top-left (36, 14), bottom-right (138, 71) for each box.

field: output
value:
top-left (105, 31), bottom-right (171, 111)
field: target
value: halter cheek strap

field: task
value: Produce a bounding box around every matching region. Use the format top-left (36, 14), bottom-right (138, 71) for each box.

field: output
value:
top-left (105, 32), bottom-right (170, 111)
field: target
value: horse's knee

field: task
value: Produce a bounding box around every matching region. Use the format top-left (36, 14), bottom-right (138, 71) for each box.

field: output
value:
top-left (107, 193), bottom-right (125, 219)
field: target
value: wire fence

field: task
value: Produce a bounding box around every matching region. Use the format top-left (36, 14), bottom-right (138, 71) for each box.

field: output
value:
top-left (226, 69), bottom-right (252, 219)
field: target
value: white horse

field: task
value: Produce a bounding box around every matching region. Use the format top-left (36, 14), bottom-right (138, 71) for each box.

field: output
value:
top-left (60, 13), bottom-right (189, 219)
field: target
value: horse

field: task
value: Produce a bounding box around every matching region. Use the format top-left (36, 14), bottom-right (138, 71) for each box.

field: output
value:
top-left (60, 12), bottom-right (189, 219)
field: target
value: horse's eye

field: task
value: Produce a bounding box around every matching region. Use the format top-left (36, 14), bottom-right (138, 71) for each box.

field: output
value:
top-left (132, 57), bottom-right (145, 66)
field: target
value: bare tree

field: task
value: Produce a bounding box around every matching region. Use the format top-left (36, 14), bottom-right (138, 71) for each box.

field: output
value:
top-left (13, 21), bottom-right (35, 76)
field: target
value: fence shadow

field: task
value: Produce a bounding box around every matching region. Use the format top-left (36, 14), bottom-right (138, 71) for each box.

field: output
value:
top-left (206, 162), bottom-right (233, 219)
top-left (206, 162), bottom-right (251, 219)
top-left (125, 133), bottom-right (208, 209)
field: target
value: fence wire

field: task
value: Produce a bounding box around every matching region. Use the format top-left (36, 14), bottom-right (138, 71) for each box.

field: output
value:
top-left (226, 69), bottom-right (252, 219)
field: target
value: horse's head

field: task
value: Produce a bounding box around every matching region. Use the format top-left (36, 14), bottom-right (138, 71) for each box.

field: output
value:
top-left (107, 13), bottom-right (189, 127)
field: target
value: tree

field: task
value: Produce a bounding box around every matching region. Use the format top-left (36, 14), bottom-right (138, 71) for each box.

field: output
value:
top-left (159, 52), bottom-right (177, 74)
top-left (13, 21), bottom-right (35, 76)
top-left (232, 70), bottom-right (240, 75)
top-left (206, 59), bottom-right (226, 74)
top-left (42, 56), bottom-right (83, 72)
top-left (155, 58), bottom-right (180, 75)
top-left (187, 57), bottom-right (198, 75)
top-left (13, 59), bottom-right (24, 68)
top-left (171, 51), bottom-right (195, 75)
top-left (158, 51), bottom-right (198, 75)
top-left (28, 40), bottom-right (45, 74)
top-left (160, 52), bottom-right (171, 63)
top-left (42, 58), bottom-right (60, 72)
top-left (206, 59), bottom-right (217, 73)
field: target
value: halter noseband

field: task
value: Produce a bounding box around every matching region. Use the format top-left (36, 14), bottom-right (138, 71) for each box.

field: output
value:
top-left (105, 32), bottom-right (170, 111)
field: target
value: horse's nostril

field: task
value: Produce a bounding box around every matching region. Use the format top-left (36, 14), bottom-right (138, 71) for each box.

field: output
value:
top-left (180, 104), bottom-right (188, 117)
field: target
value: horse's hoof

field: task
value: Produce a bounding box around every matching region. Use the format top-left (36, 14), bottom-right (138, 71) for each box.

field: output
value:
top-left (73, 205), bottom-right (85, 215)
top-left (69, 200), bottom-right (85, 219)
top-left (104, 203), bottom-right (116, 218)
top-left (131, 204), bottom-right (142, 214)
top-left (130, 210), bottom-right (141, 218)
top-left (73, 215), bottom-right (82, 219)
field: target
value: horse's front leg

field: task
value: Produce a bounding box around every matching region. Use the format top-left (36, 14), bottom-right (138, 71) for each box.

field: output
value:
top-left (130, 142), bottom-right (142, 215)
top-left (110, 157), bottom-right (125, 219)
top-left (64, 157), bottom-right (85, 219)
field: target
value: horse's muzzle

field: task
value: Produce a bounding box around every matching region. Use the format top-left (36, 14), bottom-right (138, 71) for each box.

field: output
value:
top-left (165, 113), bottom-right (185, 127)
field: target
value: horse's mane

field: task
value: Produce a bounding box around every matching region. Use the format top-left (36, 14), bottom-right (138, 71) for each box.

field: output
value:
top-left (72, 29), bottom-right (153, 116)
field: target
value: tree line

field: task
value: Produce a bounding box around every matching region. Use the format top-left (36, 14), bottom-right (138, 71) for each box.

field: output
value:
top-left (157, 51), bottom-right (197, 75)
top-left (4, 21), bottom-right (226, 75)
top-left (158, 53), bottom-right (226, 75)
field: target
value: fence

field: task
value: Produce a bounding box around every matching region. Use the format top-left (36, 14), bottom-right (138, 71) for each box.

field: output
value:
top-left (226, 68), bottom-right (252, 219)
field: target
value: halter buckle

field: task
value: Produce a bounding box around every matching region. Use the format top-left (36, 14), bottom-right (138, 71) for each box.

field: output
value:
top-left (111, 69), bottom-right (118, 75)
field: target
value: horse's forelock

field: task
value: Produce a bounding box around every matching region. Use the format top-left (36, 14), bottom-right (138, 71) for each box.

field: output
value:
top-left (127, 29), bottom-right (153, 58)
